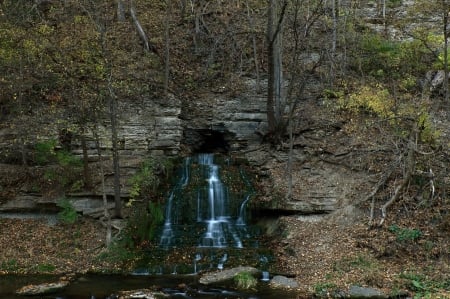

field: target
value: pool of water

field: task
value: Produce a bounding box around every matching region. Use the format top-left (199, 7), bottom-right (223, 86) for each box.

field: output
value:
top-left (0, 274), bottom-right (300, 299)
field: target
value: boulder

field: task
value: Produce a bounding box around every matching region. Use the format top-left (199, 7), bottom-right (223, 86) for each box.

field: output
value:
top-left (199, 266), bottom-right (260, 285)
top-left (348, 285), bottom-right (387, 299)
top-left (269, 275), bottom-right (299, 289)
top-left (16, 281), bottom-right (69, 295)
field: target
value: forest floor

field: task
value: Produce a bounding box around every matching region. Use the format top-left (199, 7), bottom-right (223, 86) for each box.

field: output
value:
top-left (0, 204), bottom-right (448, 298)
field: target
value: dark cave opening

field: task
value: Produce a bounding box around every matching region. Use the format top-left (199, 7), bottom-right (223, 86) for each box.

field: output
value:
top-left (183, 128), bottom-right (232, 154)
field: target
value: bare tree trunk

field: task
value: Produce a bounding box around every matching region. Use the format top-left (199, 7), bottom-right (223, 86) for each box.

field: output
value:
top-left (107, 74), bottom-right (123, 219)
top-left (286, 116), bottom-right (294, 200)
top-left (266, 0), bottom-right (287, 134)
top-left (130, 0), bottom-right (150, 52)
top-left (18, 57), bottom-right (27, 166)
top-left (93, 128), bottom-right (112, 247)
top-left (193, 6), bottom-right (201, 54)
top-left (443, 0), bottom-right (449, 103)
top-left (330, 0), bottom-right (337, 86)
top-left (267, 0), bottom-right (276, 132)
top-left (245, 0), bottom-right (260, 93)
top-left (80, 131), bottom-right (92, 190)
top-left (164, 0), bottom-right (171, 96)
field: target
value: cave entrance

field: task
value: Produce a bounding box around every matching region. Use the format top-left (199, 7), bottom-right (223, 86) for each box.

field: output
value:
top-left (183, 128), bottom-right (232, 154)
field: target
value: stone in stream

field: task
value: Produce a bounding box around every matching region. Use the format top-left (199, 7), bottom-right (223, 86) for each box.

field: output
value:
top-left (16, 280), bottom-right (69, 295)
top-left (199, 266), bottom-right (260, 284)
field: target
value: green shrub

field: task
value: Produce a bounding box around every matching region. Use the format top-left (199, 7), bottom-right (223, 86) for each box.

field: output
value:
top-left (57, 198), bottom-right (78, 225)
top-left (389, 225), bottom-right (422, 242)
top-left (56, 150), bottom-right (82, 167)
top-left (35, 263), bottom-right (56, 272)
top-left (128, 158), bottom-right (160, 204)
top-left (1, 259), bottom-right (18, 271)
top-left (234, 271), bottom-right (257, 290)
top-left (314, 281), bottom-right (338, 297)
top-left (399, 272), bottom-right (449, 298)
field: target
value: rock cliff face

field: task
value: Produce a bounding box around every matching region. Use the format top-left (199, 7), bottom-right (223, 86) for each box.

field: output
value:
top-left (0, 78), bottom-right (273, 214)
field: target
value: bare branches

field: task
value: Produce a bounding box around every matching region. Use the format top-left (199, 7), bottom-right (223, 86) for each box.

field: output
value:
top-left (367, 125), bottom-right (418, 227)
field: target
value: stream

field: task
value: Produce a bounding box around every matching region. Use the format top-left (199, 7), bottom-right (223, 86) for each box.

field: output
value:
top-left (0, 274), bottom-right (299, 298)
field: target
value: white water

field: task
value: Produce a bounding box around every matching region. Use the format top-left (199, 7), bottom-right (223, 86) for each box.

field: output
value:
top-left (160, 153), bottom-right (252, 249)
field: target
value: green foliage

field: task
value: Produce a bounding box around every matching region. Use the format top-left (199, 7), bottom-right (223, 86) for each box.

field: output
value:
top-left (128, 157), bottom-right (176, 205)
top-left (234, 271), bottom-right (258, 290)
top-left (128, 158), bottom-right (160, 204)
top-left (97, 240), bottom-right (137, 265)
top-left (57, 198), bottom-right (78, 225)
top-left (34, 138), bottom-right (84, 192)
top-left (314, 281), bottom-right (338, 298)
top-left (417, 111), bottom-right (441, 144)
top-left (56, 150), bottom-right (83, 167)
top-left (357, 33), bottom-right (429, 81)
top-left (34, 139), bottom-right (82, 167)
top-left (35, 139), bottom-right (57, 165)
top-left (389, 225), bottom-right (422, 242)
top-left (35, 263), bottom-right (56, 273)
top-left (399, 272), bottom-right (450, 298)
top-left (126, 202), bottom-right (164, 247)
top-left (0, 259), bottom-right (18, 272)
top-left (333, 254), bottom-right (378, 273)
top-left (97, 201), bottom-right (165, 265)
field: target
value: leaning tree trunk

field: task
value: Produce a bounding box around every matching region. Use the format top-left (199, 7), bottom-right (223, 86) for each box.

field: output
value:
top-left (130, 0), bottom-right (150, 52)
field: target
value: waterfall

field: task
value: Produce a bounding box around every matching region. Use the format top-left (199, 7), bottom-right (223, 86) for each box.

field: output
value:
top-left (160, 153), bottom-right (252, 249)
top-left (159, 157), bottom-right (191, 248)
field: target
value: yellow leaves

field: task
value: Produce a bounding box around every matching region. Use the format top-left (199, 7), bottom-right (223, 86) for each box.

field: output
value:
top-left (338, 85), bottom-right (395, 119)
top-left (417, 110), bottom-right (441, 144)
top-left (37, 24), bottom-right (54, 35)
top-left (74, 15), bottom-right (89, 24)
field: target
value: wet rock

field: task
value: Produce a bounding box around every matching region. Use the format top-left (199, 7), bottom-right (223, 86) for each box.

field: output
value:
top-left (269, 275), bottom-right (299, 289)
top-left (199, 266), bottom-right (260, 285)
top-left (16, 281), bottom-right (69, 295)
top-left (118, 289), bottom-right (164, 299)
top-left (348, 285), bottom-right (387, 298)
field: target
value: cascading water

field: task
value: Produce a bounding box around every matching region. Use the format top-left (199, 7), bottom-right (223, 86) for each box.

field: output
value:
top-left (159, 153), bottom-right (251, 249)
top-left (149, 153), bottom-right (276, 276)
